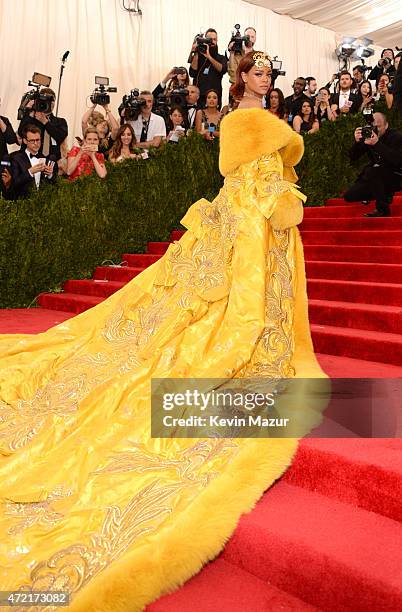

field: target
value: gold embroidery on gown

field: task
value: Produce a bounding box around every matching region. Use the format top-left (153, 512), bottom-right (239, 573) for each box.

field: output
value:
top-left (0, 109), bottom-right (326, 611)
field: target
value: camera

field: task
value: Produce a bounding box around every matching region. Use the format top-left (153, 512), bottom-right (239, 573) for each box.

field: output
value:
top-left (360, 107), bottom-right (377, 140)
top-left (90, 76), bottom-right (117, 106)
top-left (169, 88), bottom-right (189, 107)
top-left (122, 88), bottom-right (147, 120)
top-left (382, 57), bottom-right (392, 67)
top-left (195, 34), bottom-right (213, 54)
top-left (173, 66), bottom-right (187, 75)
top-left (271, 56), bottom-right (286, 78)
top-left (229, 24), bottom-right (250, 55)
top-left (17, 72), bottom-right (54, 120)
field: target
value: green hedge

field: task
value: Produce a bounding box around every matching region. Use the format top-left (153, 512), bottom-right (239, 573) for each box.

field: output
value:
top-left (1, 108), bottom-right (401, 308)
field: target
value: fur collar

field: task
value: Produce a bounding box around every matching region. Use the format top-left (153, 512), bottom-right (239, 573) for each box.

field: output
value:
top-left (219, 108), bottom-right (304, 177)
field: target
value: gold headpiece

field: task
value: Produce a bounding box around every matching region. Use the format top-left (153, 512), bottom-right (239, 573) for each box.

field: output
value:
top-left (252, 51), bottom-right (272, 70)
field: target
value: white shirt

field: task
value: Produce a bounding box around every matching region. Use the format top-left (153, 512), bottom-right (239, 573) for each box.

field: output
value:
top-left (129, 112), bottom-right (166, 144)
top-left (26, 150), bottom-right (43, 189)
top-left (338, 89), bottom-right (351, 109)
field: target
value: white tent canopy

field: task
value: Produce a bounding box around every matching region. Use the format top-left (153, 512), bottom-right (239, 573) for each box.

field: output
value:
top-left (245, 0), bottom-right (402, 48)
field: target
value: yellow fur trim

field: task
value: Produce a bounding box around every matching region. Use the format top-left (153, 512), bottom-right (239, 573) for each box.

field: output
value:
top-left (219, 109), bottom-right (303, 178)
top-left (69, 438), bottom-right (297, 611)
top-left (270, 193), bottom-right (304, 230)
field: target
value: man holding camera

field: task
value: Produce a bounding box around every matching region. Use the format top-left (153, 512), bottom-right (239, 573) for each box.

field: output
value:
top-left (18, 88), bottom-right (68, 161)
top-left (344, 112), bottom-right (402, 217)
top-left (228, 26), bottom-right (256, 85)
top-left (189, 29), bottom-right (227, 107)
top-left (368, 49), bottom-right (396, 84)
top-left (11, 124), bottom-right (57, 199)
top-left (127, 91), bottom-right (166, 149)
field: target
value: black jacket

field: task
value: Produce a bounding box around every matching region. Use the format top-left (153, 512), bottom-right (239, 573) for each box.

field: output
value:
top-left (189, 50), bottom-right (227, 105)
top-left (18, 113), bottom-right (68, 160)
top-left (10, 149), bottom-right (57, 199)
top-left (0, 115), bottom-right (17, 161)
top-left (284, 94), bottom-right (312, 120)
top-left (330, 92), bottom-right (360, 114)
top-left (368, 63), bottom-right (396, 83)
top-left (349, 128), bottom-right (402, 188)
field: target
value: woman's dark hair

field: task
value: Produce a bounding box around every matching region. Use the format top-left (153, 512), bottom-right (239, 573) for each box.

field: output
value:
top-left (318, 86), bottom-right (331, 95)
top-left (381, 48), bottom-right (395, 59)
top-left (109, 124), bottom-right (136, 160)
top-left (266, 88), bottom-right (286, 118)
top-left (168, 105), bottom-right (185, 131)
top-left (230, 51), bottom-right (271, 100)
top-left (358, 80), bottom-right (373, 98)
top-left (204, 88), bottom-right (221, 110)
top-left (297, 100), bottom-right (314, 129)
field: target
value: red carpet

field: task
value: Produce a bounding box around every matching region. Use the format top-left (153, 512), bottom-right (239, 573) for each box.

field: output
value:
top-left (1, 195), bottom-right (402, 609)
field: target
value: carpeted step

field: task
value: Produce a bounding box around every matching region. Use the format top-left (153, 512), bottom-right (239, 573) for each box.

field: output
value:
top-left (38, 292), bottom-right (103, 314)
top-left (147, 241), bottom-right (170, 254)
top-left (222, 481), bottom-right (402, 611)
top-left (171, 230), bottom-right (185, 241)
top-left (302, 230), bottom-right (402, 246)
top-left (326, 195), bottom-right (402, 207)
top-left (316, 353), bottom-right (402, 378)
top-left (64, 279), bottom-right (125, 298)
top-left (301, 216), bottom-right (402, 230)
top-left (284, 439), bottom-right (402, 522)
top-left (93, 265), bottom-right (145, 282)
top-left (307, 278), bottom-right (402, 306)
top-left (303, 201), bottom-right (402, 218)
top-left (304, 244), bottom-right (402, 263)
top-left (147, 558), bottom-right (317, 611)
top-left (306, 261), bottom-right (402, 284)
top-left (309, 299), bottom-right (402, 334)
top-left (311, 324), bottom-right (402, 365)
top-left (123, 253), bottom-right (161, 267)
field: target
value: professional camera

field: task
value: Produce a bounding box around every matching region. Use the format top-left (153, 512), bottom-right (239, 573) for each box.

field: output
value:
top-left (271, 56), bottom-right (286, 79)
top-left (173, 66), bottom-right (187, 75)
top-left (122, 88), bottom-right (147, 120)
top-left (17, 72), bottom-right (54, 120)
top-left (229, 24), bottom-right (250, 55)
top-left (90, 76), bottom-right (117, 106)
top-left (360, 107), bottom-right (377, 140)
top-left (169, 88), bottom-right (189, 107)
top-left (195, 34), bottom-right (213, 54)
top-left (382, 57), bottom-right (392, 67)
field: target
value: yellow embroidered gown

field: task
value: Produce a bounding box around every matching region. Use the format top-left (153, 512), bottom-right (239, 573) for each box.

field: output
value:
top-left (0, 109), bottom-right (326, 611)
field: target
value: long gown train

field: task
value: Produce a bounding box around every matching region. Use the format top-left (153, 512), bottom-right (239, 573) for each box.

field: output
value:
top-left (0, 109), bottom-right (326, 611)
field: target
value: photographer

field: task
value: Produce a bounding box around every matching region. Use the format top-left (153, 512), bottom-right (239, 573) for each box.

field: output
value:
top-left (81, 103), bottom-right (119, 154)
top-left (152, 67), bottom-right (190, 98)
top-left (18, 88), bottom-right (68, 161)
top-left (228, 26), bottom-right (256, 85)
top-left (394, 52), bottom-right (402, 118)
top-left (0, 97), bottom-right (17, 162)
top-left (368, 49), bottom-right (395, 83)
top-left (344, 112), bottom-right (402, 217)
top-left (188, 29), bottom-right (227, 107)
top-left (330, 71), bottom-right (360, 116)
top-left (126, 91), bottom-right (166, 149)
top-left (352, 66), bottom-right (365, 91)
top-left (66, 128), bottom-right (107, 180)
top-left (313, 87), bottom-right (336, 124)
top-left (10, 124), bottom-right (57, 199)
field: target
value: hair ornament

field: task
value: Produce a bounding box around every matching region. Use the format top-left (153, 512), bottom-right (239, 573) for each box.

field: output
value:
top-left (252, 51), bottom-right (272, 70)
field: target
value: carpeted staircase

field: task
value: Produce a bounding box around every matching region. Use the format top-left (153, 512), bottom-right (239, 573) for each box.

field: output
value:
top-left (38, 195), bottom-right (402, 369)
top-left (3, 196), bottom-right (402, 610)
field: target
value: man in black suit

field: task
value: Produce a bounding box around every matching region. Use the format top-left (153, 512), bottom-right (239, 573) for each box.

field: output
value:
top-left (18, 88), bottom-right (67, 161)
top-left (11, 124), bottom-right (57, 199)
top-left (0, 96), bottom-right (17, 161)
top-left (284, 78), bottom-right (312, 126)
top-left (344, 112), bottom-right (402, 217)
top-left (330, 71), bottom-right (360, 116)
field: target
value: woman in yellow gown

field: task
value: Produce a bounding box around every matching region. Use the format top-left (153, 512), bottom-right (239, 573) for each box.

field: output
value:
top-left (0, 52), bottom-right (325, 610)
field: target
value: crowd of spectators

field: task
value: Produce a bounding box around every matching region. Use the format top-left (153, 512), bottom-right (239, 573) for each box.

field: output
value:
top-left (1, 26), bottom-right (402, 202)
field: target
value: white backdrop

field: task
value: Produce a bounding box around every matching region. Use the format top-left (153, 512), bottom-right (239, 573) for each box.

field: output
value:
top-left (0, 0), bottom-right (382, 143)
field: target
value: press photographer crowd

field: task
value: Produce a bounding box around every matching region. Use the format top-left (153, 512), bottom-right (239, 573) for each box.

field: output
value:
top-left (1, 25), bottom-right (402, 216)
